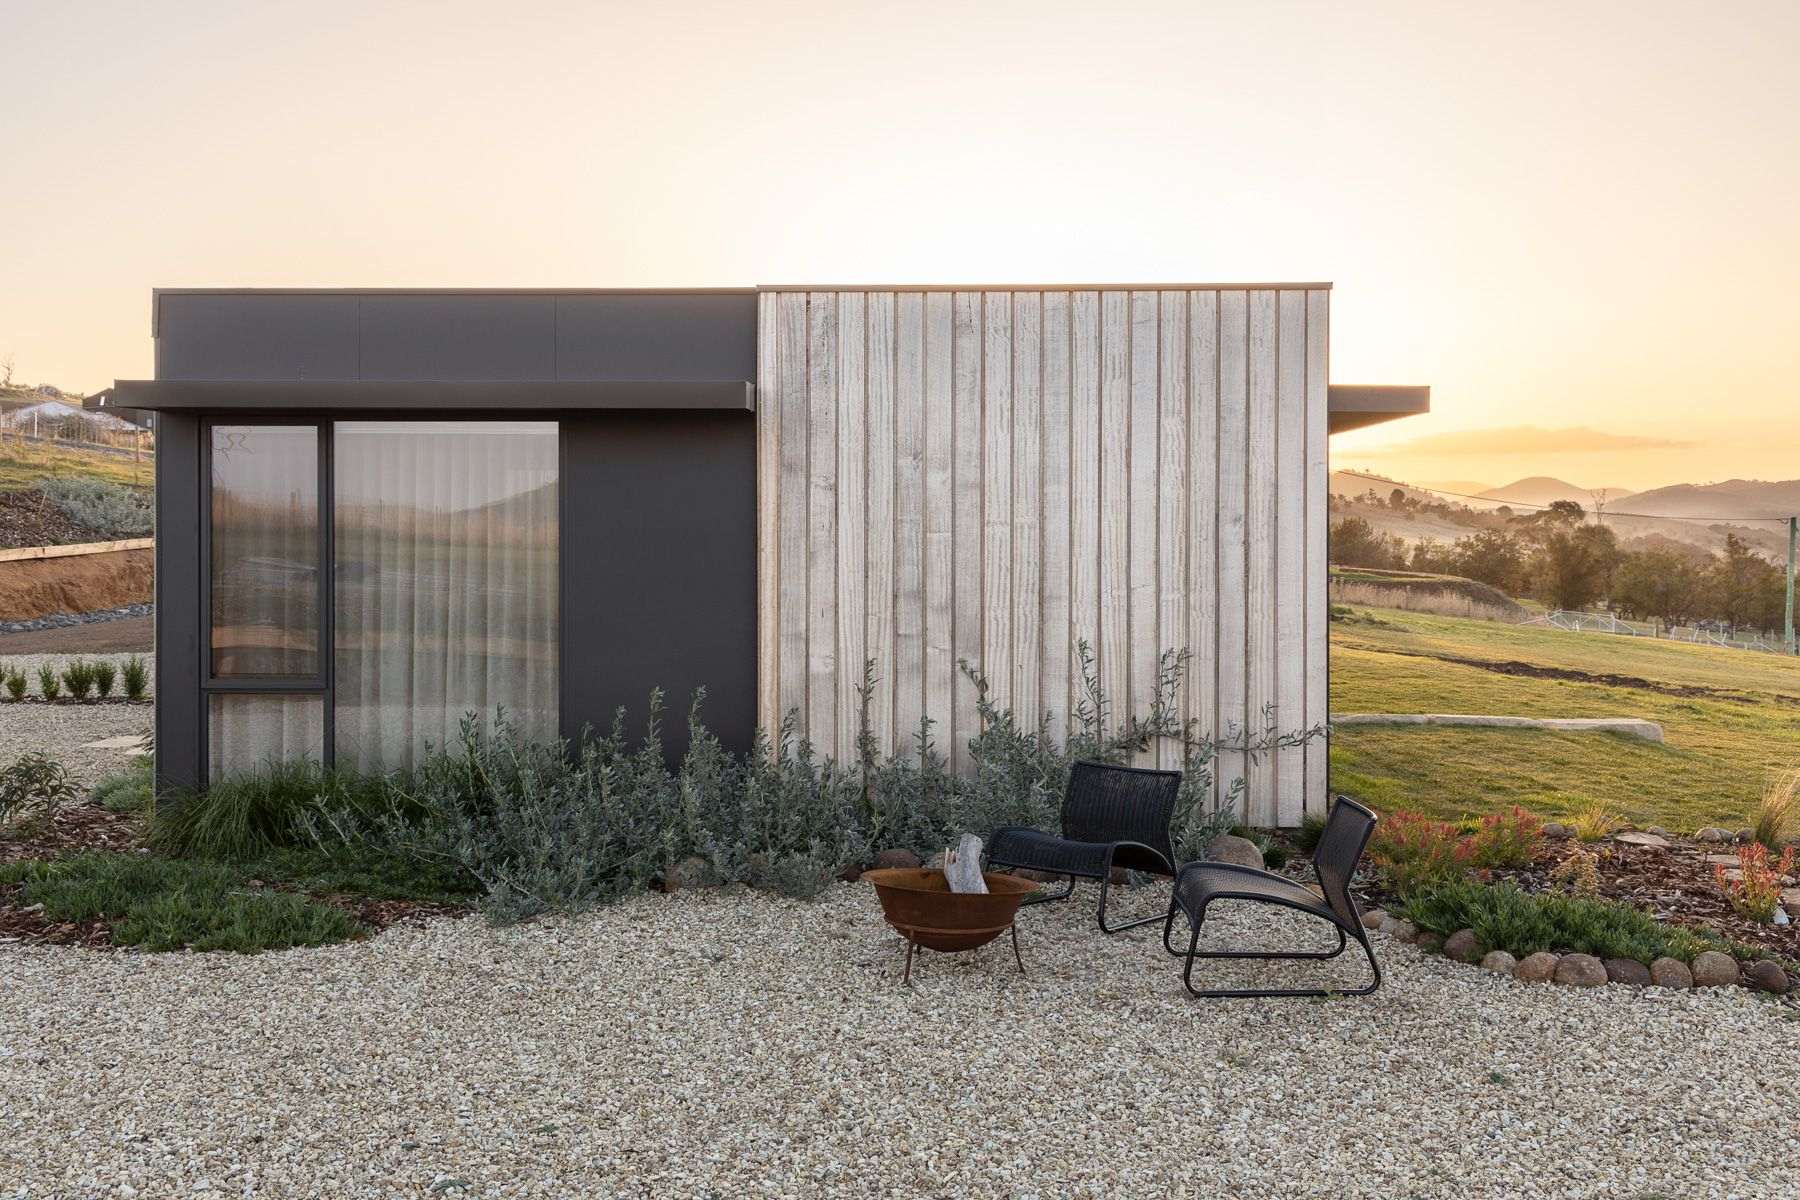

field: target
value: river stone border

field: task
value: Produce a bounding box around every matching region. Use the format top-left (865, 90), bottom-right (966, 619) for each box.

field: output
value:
top-left (1360, 908), bottom-right (1792, 995)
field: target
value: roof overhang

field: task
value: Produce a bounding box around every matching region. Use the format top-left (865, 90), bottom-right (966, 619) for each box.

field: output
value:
top-left (94, 380), bottom-right (755, 414)
top-left (1328, 385), bottom-right (1429, 434)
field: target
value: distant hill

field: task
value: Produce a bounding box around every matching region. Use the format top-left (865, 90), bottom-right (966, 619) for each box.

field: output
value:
top-left (1329, 470), bottom-right (1447, 506)
top-left (1415, 480), bottom-right (1494, 498)
top-left (1621, 479), bottom-right (1800, 521)
top-left (1476, 477), bottom-right (1636, 510)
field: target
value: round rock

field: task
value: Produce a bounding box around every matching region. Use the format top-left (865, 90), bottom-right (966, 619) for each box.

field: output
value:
top-left (1415, 931), bottom-right (1443, 954)
top-left (1203, 834), bottom-right (1264, 870)
top-left (872, 848), bottom-right (922, 870)
top-left (1554, 953), bottom-right (1608, 987)
top-left (1514, 951), bottom-right (1559, 982)
top-left (1603, 958), bottom-right (1652, 987)
top-left (1360, 908), bottom-right (1388, 930)
top-left (1743, 960), bottom-right (1790, 994)
top-left (1381, 917), bottom-right (1418, 943)
top-left (1480, 950), bottom-right (1518, 974)
top-left (1694, 827), bottom-right (1731, 843)
top-left (1649, 957), bottom-right (1693, 989)
top-left (1443, 928), bottom-right (1482, 963)
top-left (1542, 822), bottom-right (1573, 839)
top-left (1690, 951), bottom-right (1739, 987)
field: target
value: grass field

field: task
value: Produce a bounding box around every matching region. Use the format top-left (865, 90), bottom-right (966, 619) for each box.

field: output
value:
top-left (1329, 606), bottom-right (1800, 831)
top-left (0, 439), bottom-right (152, 491)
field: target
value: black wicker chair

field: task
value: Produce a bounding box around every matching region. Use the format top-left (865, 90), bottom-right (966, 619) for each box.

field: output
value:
top-left (1163, 795), bottom-right (1381, 998)
top-left (985, 760), bottom-right (1181, 934)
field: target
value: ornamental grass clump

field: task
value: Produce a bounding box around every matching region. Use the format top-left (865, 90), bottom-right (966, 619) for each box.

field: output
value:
top-left (1750, 767), bottom-right (1800, 851)
top-left (1714, 843), bottom-right (1796, 924)
top-left (1568, 799), bottom-right (1624, 843)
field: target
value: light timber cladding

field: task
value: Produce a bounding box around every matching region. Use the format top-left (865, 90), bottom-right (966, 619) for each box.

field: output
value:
top-left (756, 286), bottom-right (1331, 826)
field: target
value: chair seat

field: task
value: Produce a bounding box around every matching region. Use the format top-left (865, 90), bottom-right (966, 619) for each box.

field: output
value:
top-left (986, 826), bottom-right (1113, 879)
top-left (1173, 862), bottom-right (1341, 927)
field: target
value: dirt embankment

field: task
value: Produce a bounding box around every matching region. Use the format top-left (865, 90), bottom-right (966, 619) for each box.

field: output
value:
top-left (0, 549), bottom-right (153, 622)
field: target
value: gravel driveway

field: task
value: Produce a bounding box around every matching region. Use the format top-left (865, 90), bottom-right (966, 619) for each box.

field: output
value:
top-left (2, 886), bottom-right (1795, 1198)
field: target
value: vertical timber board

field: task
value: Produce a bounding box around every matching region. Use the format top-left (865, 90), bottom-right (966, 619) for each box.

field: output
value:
top-left (806, 293), bottom-right (839, 752)
top-left (1155, 291), bottom-right (1188, 770)
top-left (834, 291), bottom-right (868, 762)
top-left (1244, 290), bottom-right (1280, 827)
top-left (775, 292), bottom-right (810, 733)
top-left (1068, 292), bottom-right (1102, 736)
top-left (1010, 292), bottom-right (1043, 732)
top-left (892, 293), bottom-right (926, 754)
top-left (1127, 291), bottom-right (1161, 766)
top-left (1098, 292), bottom-right (1131, 732)
top-left (1275, 290), bottom-right (1308, 827)
top-left (922, 293), bottom-right (956, 753)
top-left (1039, 291), bottom-right (1073, 742)
top-left (865, 292), bottom-right (897, 753)
top-left (981, 293), bottom-right (1013, 726)
top-left (1304, 289), bottom-right (1331, 817)
top-left (1215, 291), bottom-right (1250, 819)
top-left (1187, 291), bottom-right (1221, 808)
top-left (755, 293), bottom-right (780, 734)
top-left (950, 293), bottom-right (984, 770)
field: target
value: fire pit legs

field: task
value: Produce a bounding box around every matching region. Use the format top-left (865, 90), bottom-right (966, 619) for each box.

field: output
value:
top-left (899, 923), bottom-right (1027, 986)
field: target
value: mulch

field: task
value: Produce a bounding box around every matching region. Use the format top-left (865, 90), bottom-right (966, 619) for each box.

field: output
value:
top-left (1502, 836), bottom-right (1799, 960)
top-left (0, 803), bottom-right (470, 951)
top-left (0, 488), bottom-right (102, 550)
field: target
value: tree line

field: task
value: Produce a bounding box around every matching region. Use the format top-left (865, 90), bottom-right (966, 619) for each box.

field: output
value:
top-left (1331, 499), bottom-right (1791, 634)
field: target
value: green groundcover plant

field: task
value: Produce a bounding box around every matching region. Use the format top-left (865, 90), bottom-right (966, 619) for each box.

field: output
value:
top-left (1400, 878), bottom-right (1724, 966)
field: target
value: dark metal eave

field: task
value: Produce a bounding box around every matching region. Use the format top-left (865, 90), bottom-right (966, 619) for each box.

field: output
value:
top-left (94, 380), bottom-right (755, 414)
top-left (1328, 385), bottom-right (1430, 434)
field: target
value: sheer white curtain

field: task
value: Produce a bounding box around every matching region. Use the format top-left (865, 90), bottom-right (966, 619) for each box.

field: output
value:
top-left (333, 422), bottom-right (559, 772)
top-left (209, 694), bottom-right (323, 780)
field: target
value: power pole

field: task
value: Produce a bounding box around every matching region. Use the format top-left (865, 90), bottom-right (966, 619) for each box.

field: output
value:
top-left (1787, 515), bottom-right (1797, 655)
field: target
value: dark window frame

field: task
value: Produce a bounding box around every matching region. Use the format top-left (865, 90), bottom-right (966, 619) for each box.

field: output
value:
top-left (199, 417), bottom-right (333, 773)
top-left (198, 414), bottom-right (564, 778)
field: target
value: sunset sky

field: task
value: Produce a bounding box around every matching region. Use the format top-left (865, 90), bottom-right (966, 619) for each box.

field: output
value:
top-left (4, 0), bottom-right (1796, 492)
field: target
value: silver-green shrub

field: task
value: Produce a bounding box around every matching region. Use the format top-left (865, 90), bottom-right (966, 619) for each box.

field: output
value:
top-left (34, 478), bottom-right (153, 537)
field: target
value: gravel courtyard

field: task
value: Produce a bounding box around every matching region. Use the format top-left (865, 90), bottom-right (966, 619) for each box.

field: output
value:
top-left (0, 653), bottom-right (152, 787)
top-left (3, 885), bottom-right (1796, 1199)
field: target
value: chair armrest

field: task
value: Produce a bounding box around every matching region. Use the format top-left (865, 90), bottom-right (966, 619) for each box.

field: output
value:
top-left (1174, 859), bottom-right (1290, 888)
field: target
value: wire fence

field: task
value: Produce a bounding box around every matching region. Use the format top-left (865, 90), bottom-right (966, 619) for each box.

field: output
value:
top-left (1520, 609), bottom-right (1795, 654)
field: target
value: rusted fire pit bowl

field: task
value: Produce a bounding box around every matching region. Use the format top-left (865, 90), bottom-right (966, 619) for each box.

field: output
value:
top-left (863, 867), bottom-right (1037, 952)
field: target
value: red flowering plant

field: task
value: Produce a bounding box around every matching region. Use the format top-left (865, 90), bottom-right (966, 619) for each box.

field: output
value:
top-left (1464, 806), bottom-right (1543, 869)
top-left (1715, 842), bottom-right (1797, 923)
top-left (1368, 811), bottom-right (1475, 897)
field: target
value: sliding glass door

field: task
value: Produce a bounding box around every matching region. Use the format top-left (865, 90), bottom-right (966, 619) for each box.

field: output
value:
top-left (203, 419), bottom-right (559, 781)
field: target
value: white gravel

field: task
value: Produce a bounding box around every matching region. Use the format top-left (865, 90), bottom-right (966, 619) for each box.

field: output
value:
top-left (0, 664), bottom-right (150, 788)
top-left (2, 884), bottom-right (1796, 1198)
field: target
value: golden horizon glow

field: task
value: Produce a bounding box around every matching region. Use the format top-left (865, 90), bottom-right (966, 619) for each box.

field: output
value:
top-left (3, 0), bottom-right (1796, 491)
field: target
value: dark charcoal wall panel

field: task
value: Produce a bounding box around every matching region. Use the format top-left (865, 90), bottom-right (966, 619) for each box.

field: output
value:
top-left (358, 295), bottom-right (558, 380)
top-left (555, 294), bottom-right (757, 381)
top-left (155, 413), bottom-right (205, 793)
top-left (157, 294), bottom-right (361, 381)
top-left (561, 413), bottom-right (757, 758)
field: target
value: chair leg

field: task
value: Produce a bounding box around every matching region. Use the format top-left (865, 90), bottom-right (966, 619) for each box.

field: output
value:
top-left (1178, 906), bottom-right (1381, 999)
top-left (1009, 922), bottom-right (1026, 976)
top-left (1016, 873), bottom-right (1075, 906)
top-left (1095, 869), bottom-right (1164, 934)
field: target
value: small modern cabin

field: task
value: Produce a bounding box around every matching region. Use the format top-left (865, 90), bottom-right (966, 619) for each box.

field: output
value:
top-left (101, 285), bottom-right (1427, 826)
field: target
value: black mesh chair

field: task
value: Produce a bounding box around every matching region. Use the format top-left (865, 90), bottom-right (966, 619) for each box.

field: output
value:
top-left (985, 760), bottom-right (1180, 934)
top-left (1163, 795), bottom-right (1381, 998)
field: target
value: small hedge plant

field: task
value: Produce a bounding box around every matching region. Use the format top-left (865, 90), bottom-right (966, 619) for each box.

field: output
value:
top-left (1400, 878), bottom-right (1721, 966)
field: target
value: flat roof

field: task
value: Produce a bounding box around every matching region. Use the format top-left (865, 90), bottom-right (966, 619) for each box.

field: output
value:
top-left (1327, 385), bottom-right (1431, 434)
top-left (96, 380), bottom-right (755, 413)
